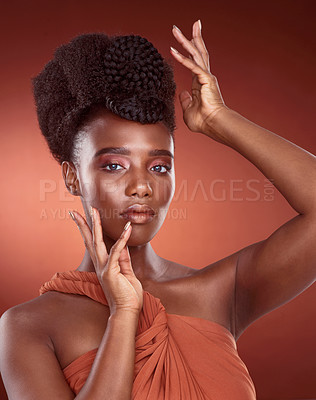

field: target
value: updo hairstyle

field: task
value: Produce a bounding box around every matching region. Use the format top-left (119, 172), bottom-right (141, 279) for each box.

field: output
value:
top-left (32, 33), bottom-right (177, 165)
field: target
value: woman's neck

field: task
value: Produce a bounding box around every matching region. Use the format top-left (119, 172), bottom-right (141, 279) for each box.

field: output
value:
top-left (76, 242), bottom-right (168, 284)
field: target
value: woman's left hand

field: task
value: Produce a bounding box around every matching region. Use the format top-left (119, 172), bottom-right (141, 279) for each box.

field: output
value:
top-left (171, 20), bottom-right (228, 143)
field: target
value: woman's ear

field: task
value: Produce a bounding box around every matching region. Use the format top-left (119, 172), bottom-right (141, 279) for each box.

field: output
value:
top-left (61, 161), bottom-right (81, 196)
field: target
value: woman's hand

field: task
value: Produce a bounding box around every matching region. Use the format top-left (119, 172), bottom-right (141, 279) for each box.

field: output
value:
top-left (69, 208), bottom-right (143, 316)
top-left (171, 20), bottom-right (229, 143)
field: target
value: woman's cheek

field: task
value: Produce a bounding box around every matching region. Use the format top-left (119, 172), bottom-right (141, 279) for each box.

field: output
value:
top-left (98, 181), bottom-right (121, 202)
top-left (157, 179), bottom-right (175, 205)
top-left (88, 172), bottom-right (122, 203)
top-left (80, 180), bottom-right (98, 202)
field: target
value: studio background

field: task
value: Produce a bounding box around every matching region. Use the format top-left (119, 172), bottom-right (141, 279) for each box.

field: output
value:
top-left (1, 0), bottom-right (315, 399)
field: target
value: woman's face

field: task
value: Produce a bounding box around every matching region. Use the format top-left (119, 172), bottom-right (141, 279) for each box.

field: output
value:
top-left (74, 109), bottom-right (175, 246)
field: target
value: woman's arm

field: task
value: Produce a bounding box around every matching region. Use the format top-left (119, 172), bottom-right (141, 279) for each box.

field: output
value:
top-left (206, 108), bottom-right (316, 216)
top-left (0, 305), bottom-right (138, 400)
top-left (171, 21), bottom-right (316, 337)
top-left (205, 107), bottom-right (316, 336)
top-left (77, 310), bottom-right (138, 399)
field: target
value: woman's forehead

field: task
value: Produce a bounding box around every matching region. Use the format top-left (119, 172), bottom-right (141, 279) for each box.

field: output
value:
top-left (81, 110), bottom-right (174, 154)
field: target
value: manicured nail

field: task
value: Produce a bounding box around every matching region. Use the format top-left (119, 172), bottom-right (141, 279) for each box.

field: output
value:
top-left (198, 19), bottom-right (202, 30)
top-left (68, 210), bottom-right (76, 221)
top-left (173, 25), bottom-right (182, 34)
top-left (124, 221), bottom-right (131, 231)
top-left (170, 46), bottom-right (179, 54)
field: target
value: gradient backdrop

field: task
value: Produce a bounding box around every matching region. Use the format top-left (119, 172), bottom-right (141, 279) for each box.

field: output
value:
top-left (1, 0), bottom-right (315, 399)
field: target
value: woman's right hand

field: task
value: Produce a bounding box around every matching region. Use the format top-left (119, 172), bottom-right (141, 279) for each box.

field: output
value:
top-left (69, 207), bottom-right (143, 316)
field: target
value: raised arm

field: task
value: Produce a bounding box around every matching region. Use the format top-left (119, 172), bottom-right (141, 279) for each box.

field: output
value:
top-left (205, 107), bottom-right (316, 338)
top-left (171, 21), bottom-right (316, 338)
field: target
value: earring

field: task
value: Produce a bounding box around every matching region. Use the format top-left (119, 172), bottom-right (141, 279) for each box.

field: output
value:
top-left (70, 185), bottom-right (77, 195)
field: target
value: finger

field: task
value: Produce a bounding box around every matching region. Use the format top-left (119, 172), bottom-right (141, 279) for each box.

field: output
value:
top-left (189, 40), bottom-right (194, 61)
top-left (107, 222), bottom-right (132, 271)
top-left (91, 207), bottom-right (108, 268)
top-left (70, 210), bottom-right (97, 266)
top-left (192, 20), bottom-right (210, 71)
top-left (189, 41), bottom-right (195, 78)
top-left (172, 24), bottom-right (207, 70)
top-left (118, 244), bottom-right (134, 276)
top-left (170, 47), bottom-right (213, 86)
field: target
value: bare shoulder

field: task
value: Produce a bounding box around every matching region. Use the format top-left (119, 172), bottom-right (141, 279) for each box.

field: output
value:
top-left (196, 249), bottom-right (240, 337)
top-left (0, 294), bottom-right (76, 399)
top-left (155, 251), bottom-right (240, 336)
top-left (1, 292), bottom-right (55, 334)
top-left (198, 248), bottom-right (240, 284)
top-left (0, 290), bottom-right (75, 334)
top-left (162, 247), bottom-right (239, 294)
top-left (0, 292), bottom-right (65, 377)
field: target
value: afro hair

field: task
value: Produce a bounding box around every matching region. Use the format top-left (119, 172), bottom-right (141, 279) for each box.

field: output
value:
top-left (32, 33), bottom-right (177, 164)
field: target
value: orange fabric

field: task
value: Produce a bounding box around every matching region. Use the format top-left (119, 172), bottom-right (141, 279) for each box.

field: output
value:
top-left (39, 270), bottom-right (256, 399)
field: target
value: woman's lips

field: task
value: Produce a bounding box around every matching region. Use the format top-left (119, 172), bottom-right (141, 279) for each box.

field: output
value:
top-left (121, 211), bottom-right (155, 224)
top-left (120, 203), bottom-right (155, 224)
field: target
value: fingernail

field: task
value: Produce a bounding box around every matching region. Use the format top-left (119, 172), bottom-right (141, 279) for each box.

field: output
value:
top-left (69, 210), bottom-right (76, 221)
top-left (170, 46), bottom-right (179, 54)
top-left (124, 221), bottom-right (131, 231)
top-left (198, 19), bottom-right (202, 30)
top-left (173, 25), bottom-right (182, 34)
top-left (90, 206), bottom-right (94, 218)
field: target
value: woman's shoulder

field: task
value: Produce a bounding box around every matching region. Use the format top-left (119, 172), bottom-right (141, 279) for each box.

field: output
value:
top-left (0, 294), bottom-right (59, 366)
top-left (161, 249), bottom-right (238, 286)
top-left (0, 291), bottom-right (78, 336)
top-left (150, 254), bottom-right (238, 332)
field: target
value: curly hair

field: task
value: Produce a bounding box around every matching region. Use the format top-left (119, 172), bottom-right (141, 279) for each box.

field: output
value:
top-left (32, 33), bottom-right (177, 165)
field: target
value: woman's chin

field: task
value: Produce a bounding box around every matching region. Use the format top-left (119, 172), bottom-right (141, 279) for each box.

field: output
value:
top-left (125, 227), bottom-right (159, 247)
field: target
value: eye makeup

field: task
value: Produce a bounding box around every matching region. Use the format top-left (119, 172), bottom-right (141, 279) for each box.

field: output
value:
top-left (96, 154), bottom-right (172, 171)
top-left (97, 155), bottom-right (129, 170)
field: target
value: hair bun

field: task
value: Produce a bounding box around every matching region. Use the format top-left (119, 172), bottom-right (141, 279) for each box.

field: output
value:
top-left (104, 35), bottom-right (164, 94)
top-left (33, 32), bottom-right (176, 164)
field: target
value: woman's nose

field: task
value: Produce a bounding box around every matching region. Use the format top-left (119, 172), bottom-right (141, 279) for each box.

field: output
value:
top-left (125, 174), bottom-right (153, 198)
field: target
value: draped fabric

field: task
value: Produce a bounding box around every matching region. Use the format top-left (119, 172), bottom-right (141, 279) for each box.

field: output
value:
top-left (39, 270), bottom-right (256, 399)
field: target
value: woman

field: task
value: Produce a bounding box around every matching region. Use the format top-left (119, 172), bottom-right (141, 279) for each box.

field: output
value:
top-left (0, 20), bottom-right (315, 399)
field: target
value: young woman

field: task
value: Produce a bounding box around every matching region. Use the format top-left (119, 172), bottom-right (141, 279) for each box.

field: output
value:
top-left (0, 20), bottom-right (315, 400)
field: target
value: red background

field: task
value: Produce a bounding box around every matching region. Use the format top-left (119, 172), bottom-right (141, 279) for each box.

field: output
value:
top-left (1, 0), bottom-right (315, 399)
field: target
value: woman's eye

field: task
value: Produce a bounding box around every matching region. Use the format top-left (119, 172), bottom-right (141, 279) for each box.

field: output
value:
top-left (151, 164), bottom-right (171, 173)
top-left (101, 163), bottom-right (171, 173)
top-left (102, 163), bottom-right (124, 172)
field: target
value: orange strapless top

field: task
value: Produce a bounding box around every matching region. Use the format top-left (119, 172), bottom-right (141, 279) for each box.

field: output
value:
top-left (39, 270), bottom-right (256, 399)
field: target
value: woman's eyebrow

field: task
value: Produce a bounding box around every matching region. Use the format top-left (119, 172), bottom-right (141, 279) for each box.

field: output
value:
top-left (93, 146), bottom-right (174, 159)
